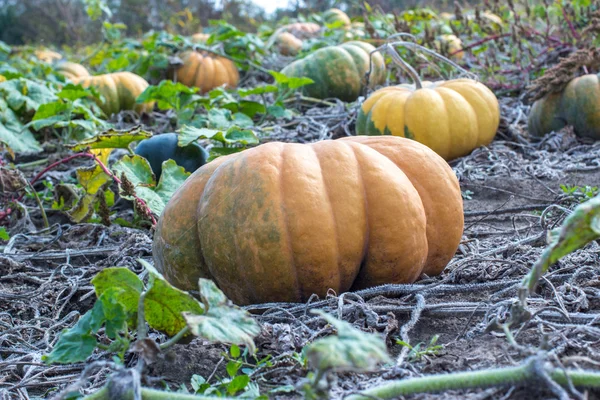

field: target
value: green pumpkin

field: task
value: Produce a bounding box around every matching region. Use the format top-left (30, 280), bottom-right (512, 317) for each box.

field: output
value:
top-left (322, 8), bottom-right (351, 27)
top-left (528, 73), bottom-right (600, 139)
top-left (280, 41), bottom-right (386, 102)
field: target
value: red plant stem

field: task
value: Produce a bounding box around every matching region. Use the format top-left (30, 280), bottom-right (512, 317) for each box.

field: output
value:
top-left (19, 151), bottom-right (157, 227)
top-left (29, 153), bottom-right (93, 186)
top-left (560, 5), bottom-right (580, 40)
top-left (452, 28), bottom-right (571, 57)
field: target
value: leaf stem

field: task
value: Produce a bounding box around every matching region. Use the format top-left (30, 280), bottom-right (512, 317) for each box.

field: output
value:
top-left (25, 180), bottom-right (49, 229)
top-left (159, 326), bottom-right (190, 350)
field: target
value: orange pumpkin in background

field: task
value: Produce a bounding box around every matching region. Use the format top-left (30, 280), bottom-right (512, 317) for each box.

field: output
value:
top-left (173, 51), bottom-right (239, 93)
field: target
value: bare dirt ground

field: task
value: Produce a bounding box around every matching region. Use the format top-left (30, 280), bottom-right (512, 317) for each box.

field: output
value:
top-left (1, 96), bottom-right (600, 400)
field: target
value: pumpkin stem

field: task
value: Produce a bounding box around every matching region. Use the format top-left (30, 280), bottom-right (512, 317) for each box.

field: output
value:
top-left (372, 43), bottom-right (423, 89)
top-left (386, 40), bottom-right (478, 80)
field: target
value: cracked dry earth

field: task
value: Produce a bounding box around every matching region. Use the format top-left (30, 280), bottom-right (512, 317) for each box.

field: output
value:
top-left (1, 97), bottom-right (600, 399)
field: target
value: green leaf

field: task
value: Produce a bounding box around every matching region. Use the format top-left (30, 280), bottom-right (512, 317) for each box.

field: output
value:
top-left (32, 101), bottom-right (70, 120)
top-left (269, 70), bottom-right (289, 84)
top-left (0, 227), bottom-right (9, 241)
top-left (184, 279), bottom-right (260, 353)
top-left (226, 360), bottom-right (241, 377)
top-left (522, 194), bottom-right (600, 294)
top-left (237, 85), bottom-right (278, 97)
top-left (179, 125), bottom-right (258, 147)
top-left (98, 287), bottom-right (129, 339)
top-left (136, 80), bottom-right (199, 111)
top-left (112, 156), bottom-right (190, 216)
top-left (91, 267), bottom-right (144, 314)
top-left (0, 96), bottom-right (42, 153)
top-left (138, 259), bottom-right (205, 337)
top-left (238, 100), bottom-right (266, 118)
top-left (267, 105), bottom-right (292, 120)
top-left (208, 108), bottom-right (234, 129)
top-left (42, 301), bottom-right (107, 364)
top-left (230, 344), bottom-right (241, 358)
top-left (70, 162), bottom-right (111, 223)
top-left (227, 375), bottom-right (250, 395)
top-left (42, 330), bottom-right (97, 364)
top-left (0, 78), bottom-right (57, 114)
top-left (305, 310), bottom-right (391, 373)
top-left (287, 77), bottom-right (314, 90)
top-left (70, 127), bottom-right (152, 151)
top-left (57, 84), bottom-right (98, 101)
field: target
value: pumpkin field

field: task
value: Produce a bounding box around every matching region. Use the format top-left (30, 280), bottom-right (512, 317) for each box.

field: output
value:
top-left (2, 1), bottom-right (600, 399)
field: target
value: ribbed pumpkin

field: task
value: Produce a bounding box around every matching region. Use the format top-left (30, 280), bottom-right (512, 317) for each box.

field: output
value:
top-left (436, 34), bottom-right (463, 61)
top-left (356, 79), bottom-right (500, 160)
top-left (323, 8), bottom-right (351, 27)
top-left (153, 136), bottom-right (463, 305)
top-left (35, 49), bottom-right (62, 63)
top-left (71, 72), bottom-right (153, 116)
top-left (282, 22), bottom-right (321, 39)
top-left (276, 32), bottom-right (303, 56)
top-left (174, 51), bottom-right (239, 93)
top-left (191, 33), bottom-right (210, 42)
top-left (529, 73), bottom-right (600, 139)
top-left (56, 62), bottom-right (90, 80)
top-left (280, 41), bottom-right (386, 102)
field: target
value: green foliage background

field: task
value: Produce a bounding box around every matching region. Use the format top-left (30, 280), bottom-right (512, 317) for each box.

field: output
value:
top-left (0, 0), bottom-right (475, 46)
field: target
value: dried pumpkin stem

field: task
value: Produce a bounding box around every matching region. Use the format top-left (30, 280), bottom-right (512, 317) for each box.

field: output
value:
top-left (385, 40), bottom-right (477, 80)
top-left (373, 44), bottom-right (423, 89)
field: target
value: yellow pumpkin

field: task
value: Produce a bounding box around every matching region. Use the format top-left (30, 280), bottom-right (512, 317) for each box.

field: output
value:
top-left (282, 22), bottom-right (321, 39)
top-left (71, 72), bottom-right (153, 116)
top-left (174, 51), bottom-right (239, 93)
top-left (191, 33), bottom-right (210, 42)
top-left (436, 34), bottom-right (464, 61)
top-left (276, 32), bottom-right (303, 56)
top-left (56, 62), bottom-right (90, 80)
top-left (35, 49), bottom-right (62, 63)
top-left (356, 79), bottom-right (500, 160)
top-left (153, 136), bottom-right (463, 305)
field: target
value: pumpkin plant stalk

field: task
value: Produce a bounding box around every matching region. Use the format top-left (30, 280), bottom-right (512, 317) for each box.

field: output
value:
top-left (346, 356), bottom-right (600, 400)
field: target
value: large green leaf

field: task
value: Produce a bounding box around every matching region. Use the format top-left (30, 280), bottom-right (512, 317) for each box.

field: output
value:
top-left (0, 98), bottom-right (42, 153)
top-left (70, 126), bottom-right (152, 151)
top-left (178, 125), bottom-right (258, 147)
top-left (0, 78), bottom-right (57, 114)
top-left (92, 267), bottom-right (144, 314)
top-left (139, 259), bottom-right (205, 337)
top-left (305, 310), bottom-right (391, 372)
top-left (184, 279), bottom-right (260, 353)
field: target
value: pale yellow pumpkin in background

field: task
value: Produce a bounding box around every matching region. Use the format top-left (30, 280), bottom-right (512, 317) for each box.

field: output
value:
top-left (356, 79), bottom-right (500, 160)
top-left (71, 72), bottom-right (153, 116)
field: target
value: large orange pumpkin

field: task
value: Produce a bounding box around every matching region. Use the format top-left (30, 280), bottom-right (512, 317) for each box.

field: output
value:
top-left (173, 51), bottom-right (239, 93)
top-left (153, 136), bottom-right (463, 305)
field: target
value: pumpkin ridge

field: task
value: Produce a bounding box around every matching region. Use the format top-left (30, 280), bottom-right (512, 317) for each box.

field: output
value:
top-left (279, 145), bottom-right (303, 300)
top-left (444, 85), bottom-right (480, 148)
top-left (338, 47), bottom-right (362, 89)
top-left (311, 145), bottom-right (343, 292)
top-left (346, 143), bottom-right (371, 285)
